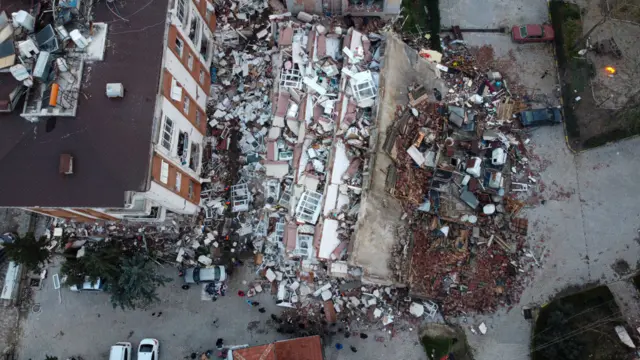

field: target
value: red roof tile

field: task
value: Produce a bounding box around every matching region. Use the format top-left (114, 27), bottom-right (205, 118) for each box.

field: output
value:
top-left (275, 336), bottom-right (323, 360)
top-left (233, 344), bottom-right (275, 360)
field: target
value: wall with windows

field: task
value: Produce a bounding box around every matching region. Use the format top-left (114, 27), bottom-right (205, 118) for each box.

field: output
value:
top-left (170, 0), bottom-right (215, 72)
top-left (156, 96), bottom-right (204, 177)
top-left (167, 25), bottom-right (211, 101)
top-left (149, 152), bottom-right (202, 212)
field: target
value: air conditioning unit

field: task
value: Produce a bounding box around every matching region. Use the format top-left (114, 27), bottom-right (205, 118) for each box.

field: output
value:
top-left (106, 83), bottom-right (124, 98)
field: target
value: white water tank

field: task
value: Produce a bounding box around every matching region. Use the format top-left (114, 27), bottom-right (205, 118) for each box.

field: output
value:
top-left (106, 83), bottom-right (124, 98)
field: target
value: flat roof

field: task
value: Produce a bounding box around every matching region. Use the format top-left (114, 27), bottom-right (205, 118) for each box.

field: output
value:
top-left (0, 0), bottom-right (169, 207)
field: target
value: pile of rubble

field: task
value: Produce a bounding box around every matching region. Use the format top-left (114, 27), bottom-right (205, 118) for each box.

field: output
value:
top-left (384, 38), bottom-right (544, 315)
top-left (168, 1), bottom-right (547, 325)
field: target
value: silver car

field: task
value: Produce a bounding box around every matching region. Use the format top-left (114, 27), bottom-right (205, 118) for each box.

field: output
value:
top-left (183, 266), bottom-right (226, 284)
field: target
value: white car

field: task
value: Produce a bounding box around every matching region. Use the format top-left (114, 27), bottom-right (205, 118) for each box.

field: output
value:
top-left (138, 338), bottom-right (159, 360)
top-left (109, 342), bottom-right (132, 360)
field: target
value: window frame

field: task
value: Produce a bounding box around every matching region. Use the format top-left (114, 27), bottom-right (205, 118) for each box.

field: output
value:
top-left (174, 37), bottom-right (184, 58)
top-left (175, 172), bottom-right (182, 191)
top-left (183, 95), bottom-right (190, 114)
top-left (187, 52), bottom-right (194, 70)
top-left (199, 68), bottom-right (205, 84)
top-left (176, 0), bottom-right (186, 25)
top-left (161, 117), bottom-right (174, 151)
top-left (160, 160), bottom-right (169, 184)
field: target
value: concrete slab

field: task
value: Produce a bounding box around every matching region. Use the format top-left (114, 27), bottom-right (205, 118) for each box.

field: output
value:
top-left (350, 35), bottom-right (446, 285)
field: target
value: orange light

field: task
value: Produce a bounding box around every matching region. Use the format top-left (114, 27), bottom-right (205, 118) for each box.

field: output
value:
top-left (605, 66), bottom-right (616, 74)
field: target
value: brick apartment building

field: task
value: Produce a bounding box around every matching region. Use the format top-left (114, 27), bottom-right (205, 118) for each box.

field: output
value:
top-left (0, 0), bottom-right (216, 222)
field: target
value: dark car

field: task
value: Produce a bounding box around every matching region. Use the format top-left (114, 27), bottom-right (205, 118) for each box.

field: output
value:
top-left (518, 108), bottom-right (563, 127)
top-left (512, 24), bottom-right (554, 43)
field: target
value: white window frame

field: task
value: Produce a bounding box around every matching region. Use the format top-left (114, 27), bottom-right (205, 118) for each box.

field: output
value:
top-left (175, 37), bottom-right (184, 58)
top-left (160, 161), bottom-right (169, 184)
top-left (294, 234), bottom-right (314, 258)
top-left (187, 53), bottom-right (194, 70)
top-left (176, 0), bottom-right (186, 25)
top-left (195, 110), bottom-right (201, 126)
top-left (183, 96), bottom-right (190, 114)
top-left (199, 32), bottom-right (211, 62)
top-left (175, 172), bottom-right (182, 191)
top-left (189, 142), bottom-right (200, 172)
top-left (161, 117), bottom-right (174, 151)
top-left (188, 10), bottom-right (201, 45)
top-left (199, 69), bottom-right (205, 84)
top-left (188, 180), bottom-right (194, 199)
top-left (170, 78), bottom-right (182, 101)
top-left (295, 191), bottom-right (323, 224)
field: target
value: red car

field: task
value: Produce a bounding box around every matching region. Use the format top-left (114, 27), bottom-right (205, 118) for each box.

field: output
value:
top-left (511, 24), bottom-right (554, 43)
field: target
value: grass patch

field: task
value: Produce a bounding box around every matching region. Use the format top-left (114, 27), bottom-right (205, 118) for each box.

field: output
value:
top-left (532, 285), bottom-right (630, 360)
top-left (422, 336), bottom-right (453, 358)
top-left (550, 1), bottom-right (589, 140)
top-left (401, 0), bottom-right (441, 51)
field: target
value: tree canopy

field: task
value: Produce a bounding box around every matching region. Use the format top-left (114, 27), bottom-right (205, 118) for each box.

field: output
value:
top-left (4, 232), bottom-right (51, 271)
top-left (61, 240), bottom-right (171, 310)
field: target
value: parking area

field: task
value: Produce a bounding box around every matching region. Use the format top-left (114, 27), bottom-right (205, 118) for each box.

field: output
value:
top-left (19, 259), bottom-right (426, 360)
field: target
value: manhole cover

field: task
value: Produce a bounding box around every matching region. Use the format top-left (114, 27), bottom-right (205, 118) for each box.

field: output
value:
top-left (32, 303), bottom-right (41, 313)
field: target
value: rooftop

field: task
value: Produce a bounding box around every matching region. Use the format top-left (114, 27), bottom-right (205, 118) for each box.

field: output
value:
top-left (232, 336), bottom-right (323, 360)
top-left (0, 0), bottom-right (169, 207)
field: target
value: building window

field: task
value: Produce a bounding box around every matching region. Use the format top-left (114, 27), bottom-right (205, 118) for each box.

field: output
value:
top-left (205, 8), bottom-right (212, 22)
top-left (176, 0), bottom-right (186, 25)
top-left (175, 37), bottom-right (184, 58)
top-left (160, 160), bottom-right (169, 184)
top-left (189, 143), bottom-right (200, 171)
top-left (199, 69), bottom-right (205, 84)
top-left (187, 53), bottom-right (194, 70)
top-left (195, 110), bottom-right (201, 126)
top-left (188, 11), bottom-right (201, 45)
top-left (175, 172), bottom-right (182, 191)
top-left (200, 35), bottom-right (210, 61)
top-left (161, 117), bottom-right (174, 151)
top-left (183, 96), bottom-right (190, 114)
top-left (188, 180), bottom-right (195, 199)
top-left (295, 191), bottom-right (323, 224)
top-left (177, 131), bottom-right (189, 164)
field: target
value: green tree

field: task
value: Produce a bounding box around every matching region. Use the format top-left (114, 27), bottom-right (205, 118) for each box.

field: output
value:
top-left (107, 254), bottom-right (172, 310)
top-left (4, 232), bottom-right (50, 271)
top-left (61, 241), bottom-right (123, 286)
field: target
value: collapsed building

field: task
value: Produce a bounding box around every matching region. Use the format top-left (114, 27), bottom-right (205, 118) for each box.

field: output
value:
top-left (192, 11), bottom-right (547, 324)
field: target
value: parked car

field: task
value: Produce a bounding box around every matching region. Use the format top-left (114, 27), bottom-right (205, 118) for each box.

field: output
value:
top-left (518, 107), bottom-right (563, 127)
top-left (138, 338), bottom-right (159, 360)
top-left (511, 24), bottom-right (554, 43)
top-left (70, 276), bottom-right (104, 292)
top-left (183, 266), bottom-right (227, 284)
top-left (109, 342), bottom-right (132, 360)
